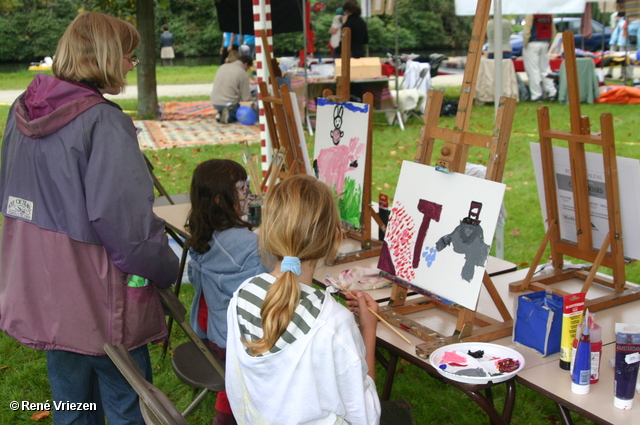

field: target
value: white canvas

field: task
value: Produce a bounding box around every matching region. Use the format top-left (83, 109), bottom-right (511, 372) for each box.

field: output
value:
top-left (313, 99), bottom-right (370, 229)
top-left (530, 143), bottom-right (640, 260)
top-left (378, 161), bottom-right (506, 310)
top-left (289, 91), bottom-right (313, 176)
top-left (454, 0), bottom-right (587, 15)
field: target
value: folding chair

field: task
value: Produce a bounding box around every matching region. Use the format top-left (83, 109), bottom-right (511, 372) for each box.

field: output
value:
top-left (157, 287), bottom-right (226, 417)
top-left (405, 66), bottom-right (431, 121)
top-left (104, 343), bottom-right (188, 425)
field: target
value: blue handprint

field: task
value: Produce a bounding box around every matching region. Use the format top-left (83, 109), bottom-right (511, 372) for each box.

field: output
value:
top-left (422, 246), bottom-right (438, 267)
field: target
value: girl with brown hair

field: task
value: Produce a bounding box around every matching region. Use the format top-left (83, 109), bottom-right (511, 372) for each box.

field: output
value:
top-left (185, 159), bottom-right (267, 425)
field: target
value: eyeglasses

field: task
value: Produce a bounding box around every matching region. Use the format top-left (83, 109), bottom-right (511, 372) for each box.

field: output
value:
top-left (125, 57), bottom-right (139, 67)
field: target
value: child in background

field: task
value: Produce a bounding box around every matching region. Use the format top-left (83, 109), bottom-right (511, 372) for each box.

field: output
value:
top-left (225, 174), bottom-right (381, 425)
top-left (185, 159), bottom-right (268, 425)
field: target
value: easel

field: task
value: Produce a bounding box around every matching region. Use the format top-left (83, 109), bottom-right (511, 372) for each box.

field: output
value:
top-left (379, 0), bottom-right (517, 356)
top-left (256, 30), bottom-right (308, 192)
top-left (509, 32), bottom-right (640, 311)
top-left (321, 27), bottom-right (386, 265)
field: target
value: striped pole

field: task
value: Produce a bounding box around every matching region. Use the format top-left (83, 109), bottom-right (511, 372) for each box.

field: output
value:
top-left (254, 0), bottom-right (273, 177)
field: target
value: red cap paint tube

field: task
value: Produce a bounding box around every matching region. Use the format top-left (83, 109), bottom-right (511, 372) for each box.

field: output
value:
top-left (614, 323), bottom-right (640, 410)
top-left (570, 310), bottom-right (602, 384)
top-left (570, 323), bottom-right (590, 395)
top-left (588, 313), bottom-right (602, 384)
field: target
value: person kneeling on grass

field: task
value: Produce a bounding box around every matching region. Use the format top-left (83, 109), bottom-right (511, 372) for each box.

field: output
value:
top-left (210, 52), bottom-right (253, 124)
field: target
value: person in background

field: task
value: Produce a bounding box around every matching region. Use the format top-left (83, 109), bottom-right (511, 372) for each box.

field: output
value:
top-left (626, 18), bottom-right (640, 80)
top-left (240, 33), bottom-right (255, 59)
top-left (523, 14), bottom-right (557, 102)
top-left (609, 12), bottom-right (629, 79)
top-left (610, 10), bottom-right (619, 34)
top-left (486, 17), bottom-right (513, 59)
top-left (328, 7), bottom-right (345, 58)
top-left (220, 32), bottom-right (239, 65)
top-left (336, 0), bottom-right (368, 59)
top-left (225, 174), bottom-right (381, 425)
top-left (159, 24), bottom-right (175, 66)
top-left (0, 12), bottom-right (179, 424)
top-left (210, 53), bottom-right (253, 124)
top-left (186, 159), bottom-right (268, 425)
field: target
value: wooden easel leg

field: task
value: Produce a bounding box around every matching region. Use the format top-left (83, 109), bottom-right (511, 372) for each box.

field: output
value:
top-left (509, 226), bottom-right (553, 292)
top-left (483, 271), bottom-right (512, 321)
top-left (581, 233), bottom-right (610, 294)
top-left (455, 308), bottom-right (475, 336)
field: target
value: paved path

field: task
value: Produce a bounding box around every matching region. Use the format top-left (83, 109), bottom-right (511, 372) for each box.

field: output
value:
top-left (0, 84), bottom-right (214, 105)
top-left (0, 75), bottom-right (469, 105)
top-left (4, 66), bottom-right (639, 105)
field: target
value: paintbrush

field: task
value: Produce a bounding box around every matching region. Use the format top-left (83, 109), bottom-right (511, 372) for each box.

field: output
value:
top-left (326, 274), bottom-right (412, 344)
top-left (267, 147), bottom-right (286, 189)
top-left (241, 141), bottom-right (263, 197)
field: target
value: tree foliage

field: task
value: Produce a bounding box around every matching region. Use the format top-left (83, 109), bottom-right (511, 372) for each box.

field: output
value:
top-left (0, 0), bottom-right (475, 63)
top-left (0, 0), bottom-right (80, 61)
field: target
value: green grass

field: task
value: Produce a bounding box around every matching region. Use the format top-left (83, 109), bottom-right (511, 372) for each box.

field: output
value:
top-left (1, 75), bottom-right (639, 424)
top-left (0, 66), bottom-right (218, 91)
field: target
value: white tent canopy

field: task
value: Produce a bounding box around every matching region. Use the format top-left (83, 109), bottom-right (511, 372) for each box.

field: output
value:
top-left (455, 0), bottom-right (588, 16)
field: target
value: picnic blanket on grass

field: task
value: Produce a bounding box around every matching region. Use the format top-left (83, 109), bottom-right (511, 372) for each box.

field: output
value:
top-left (159, 101), bottom-right (218, 120)
top-left (134, 119), bottom-right (259, 150)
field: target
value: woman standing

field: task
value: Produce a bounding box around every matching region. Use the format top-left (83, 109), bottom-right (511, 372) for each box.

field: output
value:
top-left (0, 12), bottom-right (178, 424)
top-left (159, 24), bottom-right (175, 66)
top-left (336, 0), bottom-right (369, 59)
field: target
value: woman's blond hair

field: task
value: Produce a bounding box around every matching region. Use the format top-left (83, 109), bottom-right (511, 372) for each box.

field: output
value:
top-left (53, 12), bottom-right (139, 89)
top-left (246, 175), bottom-right (341, 355)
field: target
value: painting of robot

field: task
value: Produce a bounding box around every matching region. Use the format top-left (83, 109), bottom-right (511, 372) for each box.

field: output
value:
top-left (313, 98), bottom-right (370, 229)
top-left (377, 161), bottom-right (506, 310)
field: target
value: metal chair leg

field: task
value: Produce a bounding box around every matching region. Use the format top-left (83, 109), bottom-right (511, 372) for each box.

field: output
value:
top-left (182, 388), bottom-right (211, 417)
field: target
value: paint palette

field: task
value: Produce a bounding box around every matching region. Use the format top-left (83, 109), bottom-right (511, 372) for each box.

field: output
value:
top-left (429, 342), bottom-right (525, 384)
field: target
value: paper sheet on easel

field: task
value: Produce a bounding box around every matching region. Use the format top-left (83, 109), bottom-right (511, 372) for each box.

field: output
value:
top-left (313, 99), bottom-right (370, 229)
top-left (530, 143), bottom-right (640, 260)
top-left (378, 161), bottom-right (506, 310)
top-left (454, 0), bottom-right (587, 15)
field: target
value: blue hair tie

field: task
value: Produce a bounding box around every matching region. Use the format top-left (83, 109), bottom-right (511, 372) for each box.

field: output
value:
top-left (281, 256), bottom-right (302, 276)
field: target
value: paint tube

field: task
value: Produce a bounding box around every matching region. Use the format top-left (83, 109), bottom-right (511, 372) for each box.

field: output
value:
top-left (570, 323), bottom-right (591, 394)
top-left (569, 312), bottom-right (585, 375)
top-left (614, 323), bottom-right (640, 410)
top-left (559, 292), bottom-right (586, 370)
top-left (588, 313), bottom-right (602, 384)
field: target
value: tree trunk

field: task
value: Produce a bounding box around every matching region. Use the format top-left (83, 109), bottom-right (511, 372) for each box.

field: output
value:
top-left (136, 0), bottom-right (158, 119)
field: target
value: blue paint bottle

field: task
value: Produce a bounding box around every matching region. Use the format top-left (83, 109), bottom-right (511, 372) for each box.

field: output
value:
top-left (614, 323), bottom-right (640, 410)
top-left (571, 324), bottom-right (591, 394)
